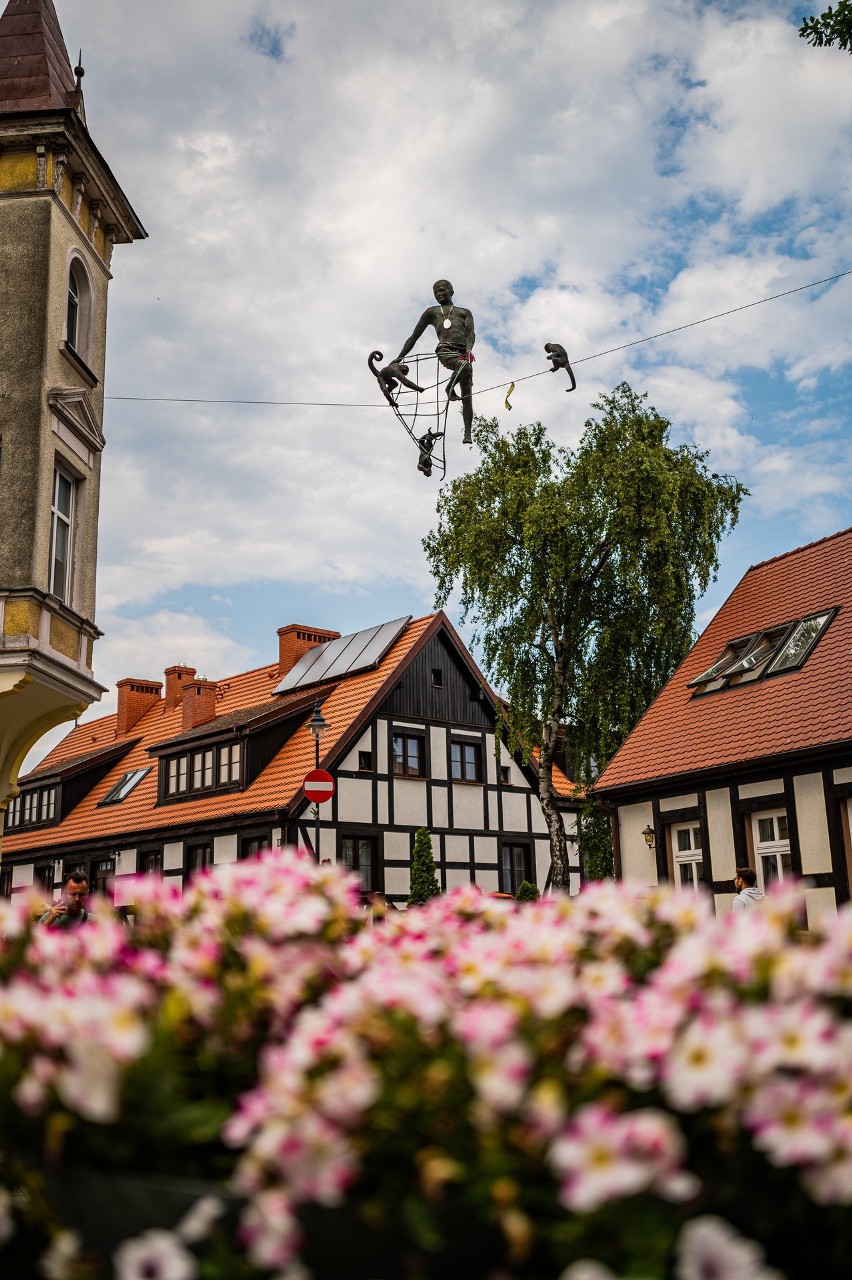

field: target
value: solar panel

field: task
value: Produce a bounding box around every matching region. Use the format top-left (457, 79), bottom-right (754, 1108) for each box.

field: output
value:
top-left (274, 616), bottom-right (411, 694)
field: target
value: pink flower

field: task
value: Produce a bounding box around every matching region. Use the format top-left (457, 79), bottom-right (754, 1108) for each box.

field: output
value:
top-left (550, 1105), bottom-right (687, 1212)
top-left (113, 1229), bottom-right (196, 1280)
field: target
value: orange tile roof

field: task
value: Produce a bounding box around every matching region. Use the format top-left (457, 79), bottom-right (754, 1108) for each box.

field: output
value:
top-left (4, 615), bottom-right (438, 854)
top-left (594, 527), bottom-right (852, 794)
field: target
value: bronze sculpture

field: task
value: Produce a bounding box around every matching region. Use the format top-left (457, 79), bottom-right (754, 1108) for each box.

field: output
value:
top-left (397, 280), bottom-right (475, 443)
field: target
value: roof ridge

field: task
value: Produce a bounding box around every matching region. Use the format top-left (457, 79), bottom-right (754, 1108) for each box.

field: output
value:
top-left (748, 524), bottom-right (852, 574)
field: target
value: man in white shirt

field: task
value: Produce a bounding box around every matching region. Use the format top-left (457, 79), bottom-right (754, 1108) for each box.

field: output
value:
top-left (732, 866), bottom-right (764, 912)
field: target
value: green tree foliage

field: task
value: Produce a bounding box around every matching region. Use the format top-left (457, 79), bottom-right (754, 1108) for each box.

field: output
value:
top-left (407, 827), bottom-right (441, 906)
top-left (515, 880), bottom-right (540, 902)
top-left (423, 384), bottom-right (747, 889)
top-left (800, 2), bottom-right (852, 51)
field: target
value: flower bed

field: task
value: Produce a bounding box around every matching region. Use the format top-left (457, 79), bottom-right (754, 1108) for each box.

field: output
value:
top-left (1, 855), bottom-right (851, 1278)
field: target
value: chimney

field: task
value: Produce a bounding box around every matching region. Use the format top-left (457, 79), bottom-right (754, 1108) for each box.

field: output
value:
top-left (181, 678), bottom-right (218, 732)
top-left (115, 679), bottom-right (162, 737)
top-left (277, 624), bottom-right (340, 678)
top-left (164, 664), bottom-right (196, 709)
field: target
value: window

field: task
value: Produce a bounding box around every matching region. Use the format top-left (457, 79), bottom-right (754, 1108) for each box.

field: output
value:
top-left (100, 768), bottom-right (150, 806)
top-left (500, 765), bottom-right (511, 785)
top-left (192, 750), bottom-right (214, 790)
top-left (35, 863), bottom-right (55, 896)
top-left (139, 849), bottom-right (163, 876)
top-left (0, 865), bottom-right (12, 899)
top-left (163, 742), bottom-right (241, 801)
top-left (500, 843), bottom-right (532, 895)
top-left (49, 468), bottom-right (74, 603)
top-left (239, 834), bottom-right (270, 861)
top-left (92, 858), bottom-right (115, 898)
top-left (186, 843), bottom-right (213, 878)
top-left (431, 667), bottom-right (443, 688)
top-left (218, 743), bottom-right (241, 786)
top-left (451, 740), bottom-right (482, 783)
top-left (393, 734), bottom-right (424, 777)
top-left (358, 750), bottom-right (373, 772)
top-left (340, 836), bottom-right (377, 894)
top-left (65, 258), bottom-right (91, 358)
top-left (752, 810), bottom-right (792, 888)
top-left (767, 612), bottom-right (834, 675)
top-left (672, 823), bottom-right (705, 892)
top-left (689, 611), bottom-right (835, 695)
top-left (167, 756), bottom-right (189, 796)
top-left (8, 787), bottom-right (57, 829)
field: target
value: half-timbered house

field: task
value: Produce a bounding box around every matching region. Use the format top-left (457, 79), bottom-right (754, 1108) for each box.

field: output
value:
top-left (592, 527), bottom-right (852, 928)
top-left (1, 612), bottom-right (580, 905)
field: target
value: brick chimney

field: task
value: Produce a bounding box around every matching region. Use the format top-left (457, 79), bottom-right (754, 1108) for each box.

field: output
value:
top-left (164, 664), bottom-right (196, 709)
top-left (181, 678), bottom-right (218, 732)
top-left (115, 679), bottom-right (163, 737)
top-left (277, 625), bottom-right (340, 678)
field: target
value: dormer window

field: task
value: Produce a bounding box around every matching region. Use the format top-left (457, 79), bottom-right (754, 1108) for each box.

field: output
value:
top-left (162, 742), bottom-right (242, 802)
top-left (6, 786), bottom-right (57, 830)
top-left (689, 610), bottom-right (836, 695)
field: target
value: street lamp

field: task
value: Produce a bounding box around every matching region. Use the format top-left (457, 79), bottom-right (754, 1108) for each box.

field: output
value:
top-left (307, 699), bottom-right (328, 861)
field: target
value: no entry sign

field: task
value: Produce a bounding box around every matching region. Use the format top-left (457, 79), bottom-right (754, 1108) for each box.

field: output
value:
top-left (303, 768), bottom-right (335, 804)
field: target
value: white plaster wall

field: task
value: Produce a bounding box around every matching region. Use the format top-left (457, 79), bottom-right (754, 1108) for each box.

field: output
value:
top-left (377, 781), bottom-right (388, 826)
top-left (475, 868), bottom-right (499, 893)
top-left (705, 788), bottom-right (736, 881)
top-left (432, 785), bottom-right (448, 829)
top-left (376, 720), bottom-right (388, 773)
top-left (568, 872), bottom-right (581, 896)
top-left (446, 867), bottom-right (472, 889)
top-left (739, 779), bottom-right (784, 799)
top-left (214, 833), bottom-right (238, 865)
top-left (659, 793), bottom-right (699, 811)
top-left (163, 843), bottom-right (183, 872)
top-left (338, 777), bottom-right (373, 825)
top-left (530, 798), bottom-right (546, 834)
top-left (384, 830), bottom-right (410, 859)
top-left (485, 734), bottom-right (497, 785)
top-left (487, 789), bottom-right (499, 830)
top-left (271, 826), bottom-right (282, 848)
top-left (113, 879), bottom-right (137, 907)
top-left (319, 827), bottom-right (336, 860)
top-left (794, 773), bottom-right (833, 874)
top-left (714, 893), bottom-right (737, 916)
top-left (474, 835), bottom-right (498, 864)
top-left (445, 834), bottom-right (469, 862)
top-left (393, 780), bottom-right (428, 827)
top-left (834, 766), bottom-right (852, 785)
top-left (430, 727), bottom-right (447, 779)
top-left (12, 863), bottom-right (34, 888)
top-left (805, 886), bottom-right (837, 931)
top-left (338, 728), bottom-right (372, 772)
top-left (534, 839), bottom-right (552, 885)
top-left (384, 866), bottom-right (411, 896)
top-left (115, 849), bottom-right (137, 876)
top-left (501, 791), bottom-right (528, 832)
top-left (618, 801), bottom-right (656, 883)
top-left (452, 785), bottom-right (485, 830)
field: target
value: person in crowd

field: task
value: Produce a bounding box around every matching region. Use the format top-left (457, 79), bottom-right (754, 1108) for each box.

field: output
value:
top-left (732, 865), bottom-right (764, 912)
top-left (38, 872), bottom-right (91, 928)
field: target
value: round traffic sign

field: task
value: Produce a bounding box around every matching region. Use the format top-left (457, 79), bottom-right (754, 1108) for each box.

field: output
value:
top-left (304, 768), bottom-right (335, 804)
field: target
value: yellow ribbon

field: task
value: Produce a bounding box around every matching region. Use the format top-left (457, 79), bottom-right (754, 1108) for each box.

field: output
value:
top-left (505, 381), bottom-right (515, 411)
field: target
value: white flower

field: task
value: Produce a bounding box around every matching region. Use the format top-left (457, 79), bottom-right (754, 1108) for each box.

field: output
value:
top-left (558, 1264), bottom-right (620, 1280)
top-left (676, 1216), bottom-right (783, 1280)
top-left (175, 1194), bottom-right (226, 1245)
top-left (39, 1230), bottom-right (81, 1279)
top-left (113, 1229), bottom-right (197, 1280)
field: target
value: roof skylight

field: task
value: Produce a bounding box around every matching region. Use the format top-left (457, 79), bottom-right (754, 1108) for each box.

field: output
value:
top-left (689, 610), bottom-right (835, 696)
top-left (99, 767), bottom-right (150, 806)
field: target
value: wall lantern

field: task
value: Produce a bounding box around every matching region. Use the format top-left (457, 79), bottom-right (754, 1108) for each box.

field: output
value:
top-left (642, 824), bottom-right (657, 849)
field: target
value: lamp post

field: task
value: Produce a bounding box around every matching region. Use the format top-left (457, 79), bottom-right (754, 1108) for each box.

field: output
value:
top-left (307, 700), bottom-right (328, 861)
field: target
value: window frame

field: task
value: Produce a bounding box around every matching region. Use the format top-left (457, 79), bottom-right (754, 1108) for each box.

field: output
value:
top-left (689, 609), bottom-right (837, 696)
top-left (0, 865), bottom-right (12, 899)
top-left (670, 821), bottom-right (706, 893)
top-left (49, 465), bottom-right (75, 604)
top-left (99, 768), bottom-right (151, 807)
top-left (8, 786), bottom-right (58, 830)
top-left (358, 750), bottom-right (373, 772)
top-left (392, 733), bottom-right (425, 778)
top-left (451, 739), bottom-right (483, 784)
top-left (162, 740), bottom-right (242, 803)
top-left (65, 254), bottom-right (93, 361)
top-left (500, 842), bottom-right (533, 895)
top-left (339, 834), bottom-right (378, 895)
top-left (239, 831), bottom-right (271, 861)
top-left (751, 808), bottom-right (792, 890)
top-left (185, 842), bottom-right (214, 880)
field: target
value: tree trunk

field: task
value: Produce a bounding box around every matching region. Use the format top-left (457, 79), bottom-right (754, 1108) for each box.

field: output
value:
top-left (539, 649), bottom-right (570, 891)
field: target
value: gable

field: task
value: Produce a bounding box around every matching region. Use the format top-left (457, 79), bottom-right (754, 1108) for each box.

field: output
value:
top-left (378, 628), bottom-right (493, 729)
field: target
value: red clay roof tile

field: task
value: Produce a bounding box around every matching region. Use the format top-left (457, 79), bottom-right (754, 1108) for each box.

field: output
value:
top-left (594, 527), bottom-right (852, 794)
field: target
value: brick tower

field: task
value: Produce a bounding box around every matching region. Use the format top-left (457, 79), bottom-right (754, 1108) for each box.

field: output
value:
top-left (0, 0), bottom-right (145, 845)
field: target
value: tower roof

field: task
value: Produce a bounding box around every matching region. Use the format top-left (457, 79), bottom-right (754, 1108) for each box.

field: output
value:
top-left (0, 0), bottom-right (83, 116)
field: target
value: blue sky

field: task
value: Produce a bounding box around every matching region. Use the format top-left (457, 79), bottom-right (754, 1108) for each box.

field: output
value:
top-left (24, 0), bottom-right (852, 765)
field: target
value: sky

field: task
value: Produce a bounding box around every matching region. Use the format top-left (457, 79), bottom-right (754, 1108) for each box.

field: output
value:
top-left (23, 0), bottom-right (852, 768)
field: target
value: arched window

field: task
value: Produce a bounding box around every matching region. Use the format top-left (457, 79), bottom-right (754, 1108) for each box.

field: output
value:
top-left (65, 257), bottom-right (92, 358)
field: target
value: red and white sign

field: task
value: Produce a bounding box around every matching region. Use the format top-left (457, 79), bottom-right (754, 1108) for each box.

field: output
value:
top-left (303, 768), bottom-right (335, 804)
